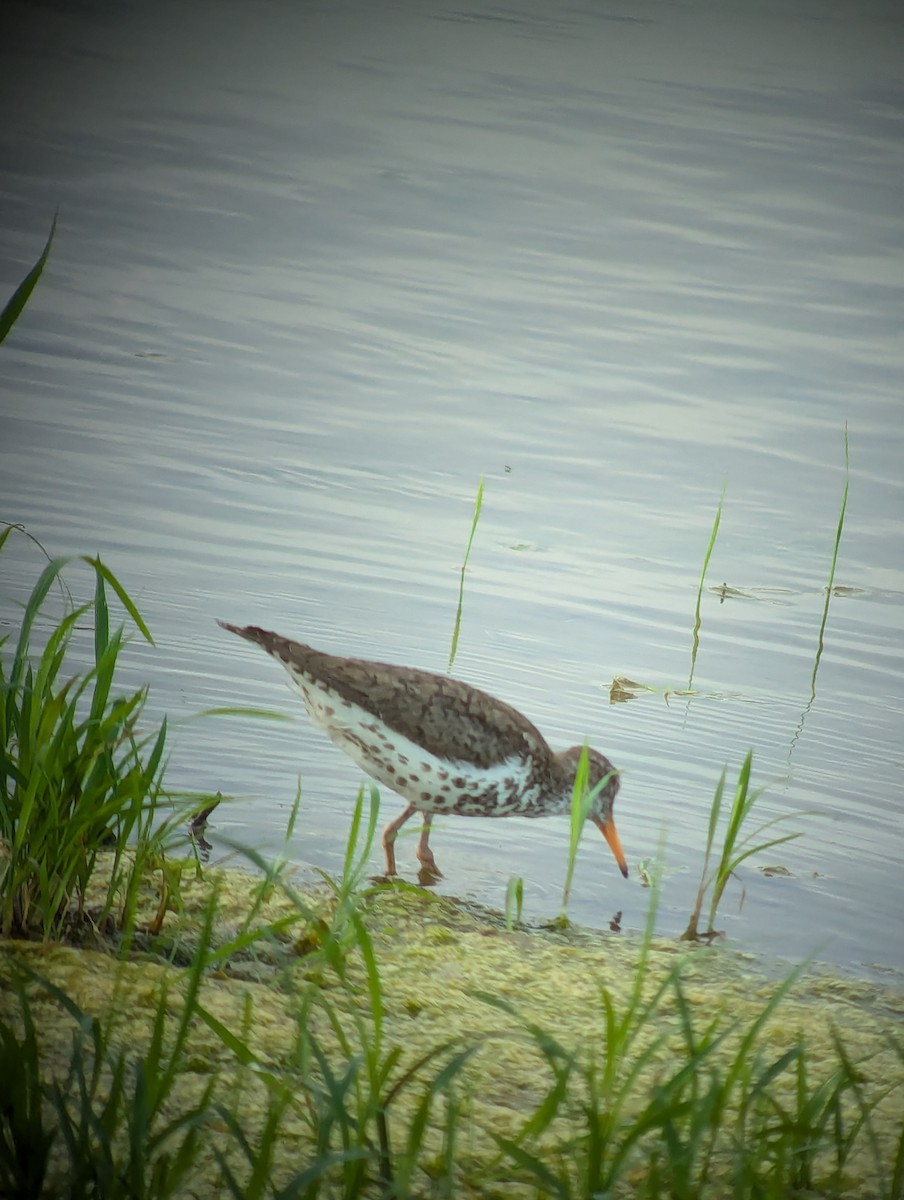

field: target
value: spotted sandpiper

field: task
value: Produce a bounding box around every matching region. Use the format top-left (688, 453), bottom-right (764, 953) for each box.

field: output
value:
top-left (218, 622), bottom-right (628, 881)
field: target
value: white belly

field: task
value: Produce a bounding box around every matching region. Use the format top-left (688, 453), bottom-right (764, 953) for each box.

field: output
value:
top-left (291, 674), bottom-right (538, 816)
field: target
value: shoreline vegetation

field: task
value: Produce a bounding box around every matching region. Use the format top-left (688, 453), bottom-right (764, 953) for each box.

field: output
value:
top-left (3, 223), bottom-right (902, 1197)
top-left (2, 849), bottom-right (903, 1198)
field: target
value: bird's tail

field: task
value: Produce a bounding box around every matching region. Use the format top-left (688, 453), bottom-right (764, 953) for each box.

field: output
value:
top-left (217, 620), bottom-right (277, 649)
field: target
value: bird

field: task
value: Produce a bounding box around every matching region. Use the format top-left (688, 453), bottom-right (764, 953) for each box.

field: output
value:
top-left (217, 621), bottom-right (628, 882)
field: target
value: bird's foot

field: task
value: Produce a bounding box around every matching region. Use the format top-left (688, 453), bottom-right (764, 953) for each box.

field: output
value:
top-left (416, 848), bottom-right (443, 885)
top-left (417, 863), bottom-right (443, 886)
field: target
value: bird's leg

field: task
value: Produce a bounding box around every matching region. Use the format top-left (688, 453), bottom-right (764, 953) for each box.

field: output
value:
top-left (381, 803), bottom-right (417, 876)
top-left (416, 812), bottom-right (443, 881)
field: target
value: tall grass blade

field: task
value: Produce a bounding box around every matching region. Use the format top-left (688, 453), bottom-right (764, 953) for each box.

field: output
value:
top-left (504, 875), bottom-right (524, 930)
top-left (0, 213), bottom-right (56, 345)
top-left (84, 553), bottom-right (155, 645)
top-left (0, 978), bottom-right (56, 1197)
top-left (92, 556), bottom-right (110, 662)
top-left (448, 476), bottom-right (484, 672)
top-left (194, 705), bottom-right (295, 721)
top-left (681, 766), bottom-right (726, 941)
top-left (559, 747), bottom-right (618, 924)
top-left (9, 556), bottom-right (72, 693)
top-left (688, 479), bottom-right (725, 690)
top-left (1, 539), bottom-right (206, 941)
top-left (560, 743), bottom-right (591, 920)
top-left (682, 752), bottom-right (801, 941)
top-left (808, 423), bottom-right (849, 704)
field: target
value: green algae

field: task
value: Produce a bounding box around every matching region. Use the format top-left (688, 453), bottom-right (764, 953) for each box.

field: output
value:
top-left (1, 859), bottom-right (902, 1198)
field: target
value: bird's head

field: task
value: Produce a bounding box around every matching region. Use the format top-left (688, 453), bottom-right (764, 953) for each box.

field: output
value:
top-left (576, 747), bottom-right (627, 878)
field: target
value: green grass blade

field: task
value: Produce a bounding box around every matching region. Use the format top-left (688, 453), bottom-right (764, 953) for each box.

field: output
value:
top-left (681, 766), bottom-right (726, 941)
top-left (92, 558), bottom-right (110, 663)
top-left (192, 706), bottom-right (295, 721)
top-left (82, 555), bottom-right (155, 645)
top-left (809, 424), bottom-right (849, 704)
top-left (195, 1004), bottom-right (258, 1067)
top-left (10, 556), bottom-right (72, 692)
top-left (0, 214), bottom-right (57, 345)
top-left (504, 875), bottom-right (524, 930)
top-left (448, 476), bottom-right (484, 672)
top-left (352, 910), bottom-right (383, 1047)
top-left (492, 1134), bottom-right (566, 1196)
top-left (689, 479), bottom-right (725, 689)
top-left (560, 744), bottom-right (592, 919)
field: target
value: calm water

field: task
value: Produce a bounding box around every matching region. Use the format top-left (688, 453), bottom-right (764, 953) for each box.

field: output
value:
top-left (2, 0), bottom-right (903, 977)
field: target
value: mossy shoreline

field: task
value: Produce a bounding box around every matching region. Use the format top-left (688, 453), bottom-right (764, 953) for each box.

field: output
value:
top-left (3, 860), bottom-right (902, 1198)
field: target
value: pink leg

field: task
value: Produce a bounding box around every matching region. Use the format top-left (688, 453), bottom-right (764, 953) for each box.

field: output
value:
top-left (416, 812), bottom-right (442, 877)
top-left (381, 803), bottom-right (417, 875)
top-left (415, 816), bottom-right (444, 883)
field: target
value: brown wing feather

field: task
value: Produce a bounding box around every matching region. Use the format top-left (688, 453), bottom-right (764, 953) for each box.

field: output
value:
top-left (217, 621), bottom-right (550, 768)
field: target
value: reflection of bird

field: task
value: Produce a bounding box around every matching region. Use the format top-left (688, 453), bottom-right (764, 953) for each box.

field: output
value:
top-left (218, 622), bottom-right (627, 882)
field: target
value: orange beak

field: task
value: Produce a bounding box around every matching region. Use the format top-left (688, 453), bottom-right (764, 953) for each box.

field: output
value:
top-left (592, 815), bottom-right (628, 878)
